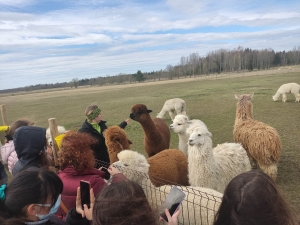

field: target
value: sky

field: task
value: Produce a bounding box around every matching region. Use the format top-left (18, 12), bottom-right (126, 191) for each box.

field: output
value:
top-left (0, 0), bottom-right (300, 90)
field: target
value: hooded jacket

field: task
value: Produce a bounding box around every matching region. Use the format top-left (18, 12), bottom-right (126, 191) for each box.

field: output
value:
top-left (12, 126), bottom-right (47, 175)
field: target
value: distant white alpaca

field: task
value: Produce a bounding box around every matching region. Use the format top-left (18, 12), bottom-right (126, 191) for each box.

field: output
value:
top-left (272, 83), bottom-right (300, 102)
top-left (113, 150), bottom-right (223, 225)
top-left (46, 126), bottom-right (66, 146)
top-left (170, 114), bottom-right (208, 156)
top-left (187, 126), bottom-right (252, 193)
top-left (157, 98), bottom-right (186, 120)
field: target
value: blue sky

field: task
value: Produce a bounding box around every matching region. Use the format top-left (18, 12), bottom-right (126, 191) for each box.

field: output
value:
top-left (0, 0), bottom-right (300, 90)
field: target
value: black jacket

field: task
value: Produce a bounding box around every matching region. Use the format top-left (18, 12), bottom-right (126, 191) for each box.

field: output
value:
top-left (78, 120), bottom-right (127, 165)
top-left (12, 126), bottom-right (46, 175)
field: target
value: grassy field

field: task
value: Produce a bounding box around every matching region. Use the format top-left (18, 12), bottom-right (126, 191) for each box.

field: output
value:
top-left (1, 69), bottom-right (299, 216)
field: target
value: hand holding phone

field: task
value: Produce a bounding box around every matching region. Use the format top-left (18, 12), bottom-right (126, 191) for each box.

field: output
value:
top-left (80, 180), bottom-right (91, 209)
top-left (160, 186), bottom-right (185, 222)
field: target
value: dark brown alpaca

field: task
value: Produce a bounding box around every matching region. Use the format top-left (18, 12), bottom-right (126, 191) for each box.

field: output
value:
top-left (130, 104), bottom-right (170, 157)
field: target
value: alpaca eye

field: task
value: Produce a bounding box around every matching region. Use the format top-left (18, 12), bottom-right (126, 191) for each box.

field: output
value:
top-left (198, 134), bottom-right (201, 136)
top-left (177, 123), bottom-right (181, 125)
top-left (124, 164), bottom-right (128, 167)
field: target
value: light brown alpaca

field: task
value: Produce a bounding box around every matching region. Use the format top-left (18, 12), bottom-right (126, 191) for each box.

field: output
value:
top-left (130, 104), bottom-right (170, 157)
top-left (233, 93), bottom-right (281, 180)
top-left (104, 126), bottom-right (132, 164)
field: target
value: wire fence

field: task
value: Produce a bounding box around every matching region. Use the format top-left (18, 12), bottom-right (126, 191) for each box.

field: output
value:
top-left (95, 159), bottom-right (222, 225)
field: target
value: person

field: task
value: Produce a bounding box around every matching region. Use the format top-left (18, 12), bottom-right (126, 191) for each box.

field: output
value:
top-left (1, 118), bottom-right (34, 175)
top-left (0, 169), bottom-right (68, 225)
top-left (66, 179), bottom-right (180, 225)
top-left (78, 104), bottom-right (129, 165)
top-left (0, 160), bottom-right (7, 184)
top-left (213, 170), bottom-right (299, 225)
top-left (56, 131), bottom-right (127, 219)
top-left (12, 126), bottom-right (51, 175)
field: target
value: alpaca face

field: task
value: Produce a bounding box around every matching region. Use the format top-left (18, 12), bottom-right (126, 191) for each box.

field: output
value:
top-left (169, 115), bottom-right (188, 133)
top-left (272, 95), bottom-right (277, 101)
top-left (188, 127), bottom-right (212, 146)
top-left (130, 104), bottom-right (152, 121)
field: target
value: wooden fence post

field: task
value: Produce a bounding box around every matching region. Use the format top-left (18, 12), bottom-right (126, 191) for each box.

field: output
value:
top-left (48, 118), bottom-right (59, 167)
top-left (0, 105), bottom-right (8, 126)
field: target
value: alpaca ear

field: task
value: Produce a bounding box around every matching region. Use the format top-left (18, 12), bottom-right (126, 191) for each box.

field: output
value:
top-left (235, 94), bottom-right (240, 100)
top-left (127, 139), bottom-right (133, 145)
top-left (250, 92), bottom-right (254, 99)
top-left (147, 110), bottom-right (152, 113)
top-left (206, 131), bottom-right (212, 137)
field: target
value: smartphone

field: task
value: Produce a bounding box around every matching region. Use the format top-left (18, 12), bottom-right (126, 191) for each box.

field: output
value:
top-left (160, 186), bottom-right (186, 222)
top-left (80, 180), bottom-right (91, 209)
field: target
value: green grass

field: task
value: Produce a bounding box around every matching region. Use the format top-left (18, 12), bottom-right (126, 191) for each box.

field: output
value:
top-left (1, 71), bottom-right (300, 215)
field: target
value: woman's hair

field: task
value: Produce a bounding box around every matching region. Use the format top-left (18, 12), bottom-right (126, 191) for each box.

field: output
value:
top-left (93, 180), bottom-right (158, 225)
top-left (214, 170), bottom-right (298, 225)
top-left (7, 118), bottom-right (34, 140)
top-left (58, 131), bottom-right (97, 171)
top-left (85, 104), bottom-right (98, 116)
top-left (0, 169), bottom-right (63, 224)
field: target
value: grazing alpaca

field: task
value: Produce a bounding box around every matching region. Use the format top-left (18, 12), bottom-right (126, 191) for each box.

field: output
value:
top-left (130, 104), bottom-right (170, 157)
top-left (170, 114), bottom-right (208, 156)
top-left (272, 83), bottom-right (300, 102)
top-left (104, 126), bottom-right (132, 164)
top-left (187, 126), bottom-right (251, 193)
top-left (113, 151), bottom-right (223, 225)
top-left (157, 98), bottom-right (187, 120)
top-left (114, 149), bottom-right (189, 187)
top-left (234, 93), bottom-right (281, 180)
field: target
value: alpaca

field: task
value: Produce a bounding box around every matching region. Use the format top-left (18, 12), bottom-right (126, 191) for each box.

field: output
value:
top-left (170, 114), bottom-right (208, 156)
top-left (46, 126), bottom-right (66, 146)
top-left (157, 98), bottom-right (186, 120)
top-left (130, 104), bottom-right (170, 157)
top-left (234, 93), bottom-right (281, 180)
top-left (104, 126), bottom-right (132, 164)
top-left (272, 83), bottom-right (300, 102)
top-left (113, 151), bottom-right (223, 225)
top-left (114, 149), bottom-right (189, 187)
top-left (187, 126), bottom-right (251, 193)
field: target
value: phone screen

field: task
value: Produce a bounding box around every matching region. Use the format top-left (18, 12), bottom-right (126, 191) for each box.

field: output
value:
top-left (160, 186), bottom-right (186, 222)
top-left (80, 180), bottom-right (91, 209)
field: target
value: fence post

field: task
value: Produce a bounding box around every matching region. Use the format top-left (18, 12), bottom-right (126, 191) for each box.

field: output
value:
top-left (0, 105), bottom-right (8, 126)
top-left (48, 118), bottom-right (59, 167)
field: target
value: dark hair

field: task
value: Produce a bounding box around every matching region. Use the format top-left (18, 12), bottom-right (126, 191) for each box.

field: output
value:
top-left (0, 169), bottom-right (63, 224)
top-left (93, 180), bottom-right (158, 225)
top-left (6, 118), bottom-right (34, 141)
top-left (214, 170), bottom-right (298, 225)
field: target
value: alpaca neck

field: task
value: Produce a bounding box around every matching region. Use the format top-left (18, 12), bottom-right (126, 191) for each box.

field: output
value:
top-left (273, 92), bottom-right (281, 100)
top-left (157, 109), bottom-right (167, 118)
top-left (235, 103), bottom-right (253, 121)
top-left (139, 116), bottom-right (161, 139)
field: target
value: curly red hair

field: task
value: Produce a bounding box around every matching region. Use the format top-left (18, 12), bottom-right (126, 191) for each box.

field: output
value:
top-left (58, 130), bottom-right (97, 171)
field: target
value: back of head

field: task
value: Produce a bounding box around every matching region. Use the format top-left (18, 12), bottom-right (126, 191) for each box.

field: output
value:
top-left (7, 118), bottom-right (34, 140)
top-left (0, 169), bottom-right (63, 223)
top-left (93, 180), bottom-right (158, 225)
top-left (214, 170), bottom-right (298, 225)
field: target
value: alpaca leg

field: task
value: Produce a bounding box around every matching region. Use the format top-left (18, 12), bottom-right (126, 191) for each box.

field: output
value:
top-left (258, 162), bottom-right (277, 181)
top-left (168, 110), bottom-right (175, 120)
top-left (282, 94), bottom-right (287, 102)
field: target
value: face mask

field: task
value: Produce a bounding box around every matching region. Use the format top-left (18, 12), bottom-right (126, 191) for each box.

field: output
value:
top-left (35, 194), bottom-right (61, 220)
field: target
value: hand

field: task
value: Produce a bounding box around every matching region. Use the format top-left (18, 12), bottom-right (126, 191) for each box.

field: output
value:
top-left (46, 145), bottom-right (53, 157)
top-left (75, 187), bottom-right (95, 220)
top-left (161, 207), bottom-right (180, 225)
top-left (125, 118), bottom-right (130, 124)
top-left (108, 165), bottom-right (121, 175)
top-left (75, 187), bottom-right (85, 218)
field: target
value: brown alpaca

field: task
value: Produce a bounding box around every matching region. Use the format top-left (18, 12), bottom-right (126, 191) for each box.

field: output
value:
top-left (233, 93), bottom-right (281, 180)
top-left (130, 104), bottom-right (170, 157)
top-left (104, 126), bottom-right (132, 164)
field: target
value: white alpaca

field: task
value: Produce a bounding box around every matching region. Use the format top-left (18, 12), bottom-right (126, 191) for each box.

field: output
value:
top-left (157, 98), bottom-right (186, 120)
top-left (113, 150), bottom-right (223, 225)
top-left (187, 126), bottom-right (251, 193)
top-left (46, 126), bottom-right (66, 146)
top-left (169, 114), bottom-right (208, 156)
top-left (272, 83), bottom-right (300, 102)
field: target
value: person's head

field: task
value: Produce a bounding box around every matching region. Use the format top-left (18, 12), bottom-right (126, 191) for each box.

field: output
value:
top-left (6, 118), bottom-right (34, 141)
top-left (214, 170), bottom-right (298, 225)
top-left (0, 169), bottom-right (63, 224)
top-left (85, 104), bottom-right (102, 123)
top-left (58, 131), bottom-right (97, 171)
top-left (93, 180), bottom-right (158, 225)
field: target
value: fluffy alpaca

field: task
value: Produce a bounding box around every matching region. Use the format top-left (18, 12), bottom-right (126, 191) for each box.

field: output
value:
top-left (114, 149), bottom-right (189, 187)
top-left (104, 126), bottom-right (132, 164)
top-left (234, 93), bottom-right (281, 180)
top-left (113, 151), bottom-right (223, 225)
top-left (187, 126), bottom-right (251, 193)
top-left (46, 126), bottom-right (66, 146)
top-left (130, 104), bottom-right (170, 157)
top-left (272, 83), bottom-right (300, 102)
top-left (157, 98), bottom-right (187, 120)
top-left (170, 114), bottom-right (208, 156)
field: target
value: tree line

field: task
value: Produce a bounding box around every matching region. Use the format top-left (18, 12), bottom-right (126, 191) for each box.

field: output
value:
top-left (1, 46), bottom-right (300, 94)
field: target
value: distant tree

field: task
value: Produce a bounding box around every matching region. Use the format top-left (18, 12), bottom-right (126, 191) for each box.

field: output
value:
top-left (133, 70), bottom-right (145, 83)
top-left (70, 78), bottom-right (79, 88)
